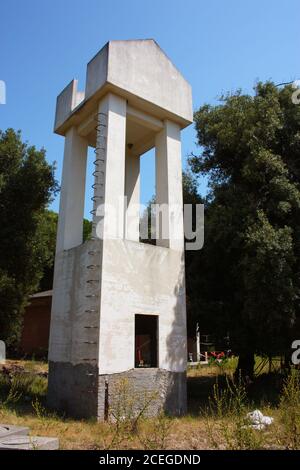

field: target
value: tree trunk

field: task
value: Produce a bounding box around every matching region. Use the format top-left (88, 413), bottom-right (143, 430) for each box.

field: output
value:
top-left (236, 351), bottom-right (255, 380)
top-left (284, 351), bottom-right (291, 371)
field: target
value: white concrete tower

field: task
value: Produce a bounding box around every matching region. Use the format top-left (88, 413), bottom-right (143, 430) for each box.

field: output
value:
top-left (48, 40), bottom-right (193, 419)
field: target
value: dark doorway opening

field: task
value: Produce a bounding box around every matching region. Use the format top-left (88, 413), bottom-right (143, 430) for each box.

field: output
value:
top-left (135, 314), bottom-right (158, 368)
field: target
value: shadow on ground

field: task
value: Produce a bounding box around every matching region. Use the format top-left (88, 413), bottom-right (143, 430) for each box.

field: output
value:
top-left (187, 371), bottom-right (285, 416)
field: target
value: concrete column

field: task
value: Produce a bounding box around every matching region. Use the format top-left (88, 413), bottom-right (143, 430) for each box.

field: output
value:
top-left (155, 120), bottom-right (184, 250)
top-left (95, 93), bottom-right (127, 240)
top-left (56, 126), bottom-right (88, 252)
top-left (125, 152), bottom-right (140, 242)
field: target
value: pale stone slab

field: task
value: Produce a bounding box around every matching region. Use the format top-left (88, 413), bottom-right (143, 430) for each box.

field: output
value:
top-left (0, 436), bottom-right (59, 450)
top-left (0, 424), bottom-right (29, 438)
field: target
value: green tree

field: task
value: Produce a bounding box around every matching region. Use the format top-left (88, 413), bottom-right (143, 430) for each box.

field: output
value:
top-left (189, 82), bottom-right (300, 376)
top-left (0, 129), bottom-right (58, 346)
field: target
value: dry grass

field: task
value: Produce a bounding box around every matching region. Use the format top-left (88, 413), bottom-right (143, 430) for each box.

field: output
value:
top-left (0, 359), bottom-right (298, 450)
top-left (1, 358), bottom-right (48, 374)
top-left (0, 411), bottom-right (213, 450)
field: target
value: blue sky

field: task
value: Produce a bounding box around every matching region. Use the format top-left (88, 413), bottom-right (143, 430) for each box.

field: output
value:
top-left (0, 0), bottom-right (299, 218)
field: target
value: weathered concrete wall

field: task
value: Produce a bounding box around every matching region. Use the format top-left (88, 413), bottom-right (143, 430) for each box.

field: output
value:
top-left (48, 361), bottom-right (98, 419)
top-left (48, 237), bottom-right (186, 418)
top-left (98, 369), bottom-right (186, 419)
top-left (49, 237), bottom-right (185, 369)
top-left (84, 40), bottom-right (192, 123)
top-left (48, 362), bottom-right (186, 419)
top-left (48, 239), bottom-right (101, 365)
top-left (106, 40), bottom-right (193, 124)
top-left (99, 239), bottom-right (186, 374)
top-left (85, 43), bottom-right (108, 100)
top-left (54, 80), bottom-right (84, 131)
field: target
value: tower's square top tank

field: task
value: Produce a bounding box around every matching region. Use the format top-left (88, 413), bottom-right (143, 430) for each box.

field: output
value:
top-left (54, 39), bottom-right (193, 135)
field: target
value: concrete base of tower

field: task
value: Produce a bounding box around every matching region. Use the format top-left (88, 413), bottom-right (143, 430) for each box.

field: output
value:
top-left (47, 361), bottom-right (99, 419)
top-left (47, 362), bottom-right (186, 420)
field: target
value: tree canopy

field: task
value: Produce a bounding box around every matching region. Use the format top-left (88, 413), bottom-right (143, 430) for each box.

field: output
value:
top-left (189, 82), bottom-right (300, 375)
top-left (0, 129), bottom-right (58, 346)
